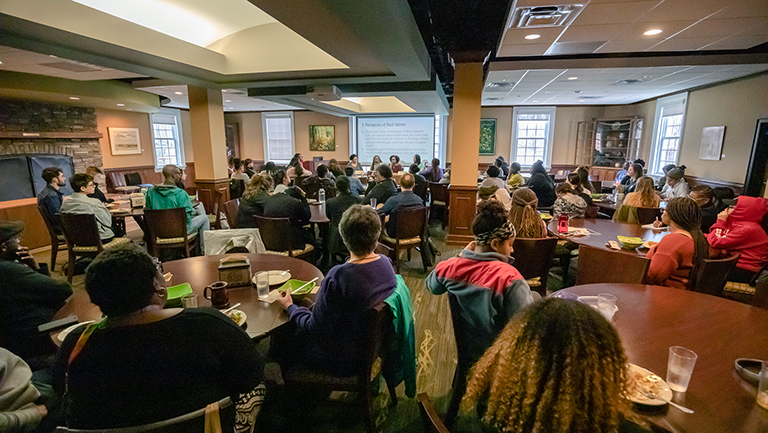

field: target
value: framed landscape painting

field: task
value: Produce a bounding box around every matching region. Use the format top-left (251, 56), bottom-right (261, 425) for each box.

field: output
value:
top-left (479, 118), bottom-right (496, 155)
top-left (108, 127), bottom-right (142, 155)
top-left (309, 125), bottom-right (336, 151)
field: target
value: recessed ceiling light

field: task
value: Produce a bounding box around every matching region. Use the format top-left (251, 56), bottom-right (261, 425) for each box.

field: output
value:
top-left (174, 91), bottom-right (183, 95)
top-left (568, 77), bottom-right (578, 80)
top-left (225, 100), bottom-right (231, 103)
top-left (644, 29), bottom-right (662, 36)
top-left (532, 100), bottom-right (539, 102)
top-left (127, 109), bottom-right (133, 111)
top-left (525, 34), bottom-right (541, 40)
top-left (69, 97), bottom-right (80, 100)
top-left (222, 90), bottom-right (227, 92)
top-left (579, 99), bottom-right (585, 102)
top-left (227, 107), bottom-right (234, 110)
top-left (116, 103), bottom-right (125, 106)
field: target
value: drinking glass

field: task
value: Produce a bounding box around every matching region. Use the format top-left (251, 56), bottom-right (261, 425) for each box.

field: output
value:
top-left (370, 198), bottom-right (377, 209)
top-left (758, 360), bottom-right (768, 409)
top-left (256, 271), bottom-right (270, 299)
top-left (181, 293), bottom-right (198, 308)
top-left (597, 293), bottom-right (617, 321)
top-left (666, 346), bottom-right (698, 392)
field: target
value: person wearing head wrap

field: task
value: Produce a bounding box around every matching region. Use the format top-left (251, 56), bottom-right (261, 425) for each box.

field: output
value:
top-left (525, 160), bottom-right (556, 207)
top-left (426, 200), bottom-right (535, 425)
top-left (508, 188), bottom-right (548, 238)
top-left (661, 165), bottom-right (690, 200)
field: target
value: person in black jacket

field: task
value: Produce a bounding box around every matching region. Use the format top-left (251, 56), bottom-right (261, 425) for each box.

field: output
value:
top-left (325, 176), bottom-right (361, 257)
top-left (263, 186), bottom-right (313, 250)
top-left (85, 166), bottom-right (112, 203)
top-left (689, 185), bottom-right (718, 233)
top-left (237, 173), bottom-right (272, 228)
top-left (363, 164), bottom-right (398, 206)
top-left (526, 160), bottom-right (556, 207)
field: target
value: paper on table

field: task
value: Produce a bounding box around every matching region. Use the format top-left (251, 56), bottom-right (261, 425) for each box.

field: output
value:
top-left (641, 224), bottom-right (668, 230)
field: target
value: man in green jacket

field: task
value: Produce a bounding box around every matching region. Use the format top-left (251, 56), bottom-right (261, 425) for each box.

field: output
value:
top-left (145, 165), bottom-right (210, 251)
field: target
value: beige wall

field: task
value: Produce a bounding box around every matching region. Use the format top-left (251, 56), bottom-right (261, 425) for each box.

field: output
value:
top-left (680, 73), bottom-right (768, 183)
top-left (96, 108), bottom-right (154, 169)
top-left (179, 109), bottom-right (194, 162)
top-left (551, 106), bottom-right (605, 164)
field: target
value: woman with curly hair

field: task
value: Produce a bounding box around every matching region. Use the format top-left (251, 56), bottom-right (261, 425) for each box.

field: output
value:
top-left (508, 188), bottom-right (548, 238)
top-left (327, 158), bottom-right (343, 178)
top-left (237, 172), bottom-right (273, 228)
top-left (461, 297), bottom-right (642, 433)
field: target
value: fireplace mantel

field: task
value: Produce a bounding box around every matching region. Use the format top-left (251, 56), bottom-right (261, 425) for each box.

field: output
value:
top-left (0, 131), bottom-right (103, 139)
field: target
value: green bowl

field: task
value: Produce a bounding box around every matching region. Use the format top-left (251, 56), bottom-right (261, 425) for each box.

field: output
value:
top-left (165, 283), bottom-right (192, 307)
top-left (591, 193), bottom-right (602, 198)
top-left (277, 279), bottom-right (316, 299)
top-left (617, 236), bottom-right (643, 249)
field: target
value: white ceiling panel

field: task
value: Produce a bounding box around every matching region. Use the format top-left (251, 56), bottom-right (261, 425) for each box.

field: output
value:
top-left (673, 18), bottom-right (767, 39)
top-left (648, 37), bottom-right (719, 52)
top-left (498, 43), bottom-right (552, 57)
top-left (595, 40), bottom-right (658, 53)
top-left (704, 35), bottom-right (768, 50)
top-left (611, 21), bottom-right (697, 41)
top-left (558, 24), bottom-right (625, 43)
top-left (499, 26), bottom-right (564, 48)
top-left (635, 0), bottom-right (730, 22)
top-left (576, 1), bottom-right (660, 25)
top-left (138, 85), bottom-right (300, 112)
top-left (713, 0), bottom-right (768, 19)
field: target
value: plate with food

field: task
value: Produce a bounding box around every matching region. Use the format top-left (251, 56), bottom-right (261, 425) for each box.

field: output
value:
top-left (639, 240), bottom-right (658, 250)
top-left (57, 320), bottom-right (95, 342)
top-left (277, 279), bottom-right (317, 299)
top-left (226, 309), bottom-right (247, 328)
top-left (251, 270), bottom-right (291, 286)
top-left (617, 235), bottom-right (643, 249)
top-left (626, 364), bottom-right (673, 406)
top-left (539, 212), bottom-right (553, 221)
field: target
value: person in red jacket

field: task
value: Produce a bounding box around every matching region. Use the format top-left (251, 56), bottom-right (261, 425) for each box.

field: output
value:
top-left (707, 196), bottom-right (768, 283)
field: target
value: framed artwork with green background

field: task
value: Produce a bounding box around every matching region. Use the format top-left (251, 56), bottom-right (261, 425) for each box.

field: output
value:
top-left (309, 125), bottom-right (336, 151)
top-left (479, 118), bottom-right (496, 155)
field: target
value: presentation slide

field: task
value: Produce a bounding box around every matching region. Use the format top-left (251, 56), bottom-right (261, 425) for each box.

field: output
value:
top-left (356, 116), bottom-right (435, 165)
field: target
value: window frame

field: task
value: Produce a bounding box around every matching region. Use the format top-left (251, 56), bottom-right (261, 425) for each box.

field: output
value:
top-left (649, 93), bottom-right (688, 176)
top-left (150, 108), bottom-right (185, 171)
top-left (261, 111), bottom-right (295, 164)
top-left (510, 106), bottom-right (556, 168)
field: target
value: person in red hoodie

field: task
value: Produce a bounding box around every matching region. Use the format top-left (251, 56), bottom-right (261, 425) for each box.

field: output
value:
top-left (707, 196), bottom-right (768, 283)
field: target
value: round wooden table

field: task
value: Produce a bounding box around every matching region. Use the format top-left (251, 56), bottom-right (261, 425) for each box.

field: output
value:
top-left (568, 284), bottom-right (768, 433)
top-left (548, 218), bottom-right (668, 255)
top-left (53, 253), bottom-right (324, 340)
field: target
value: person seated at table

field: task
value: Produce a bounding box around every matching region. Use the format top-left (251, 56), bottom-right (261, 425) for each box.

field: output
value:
top-left (713, 186), bottom-right (736, 213)
top-left (623, 163), bottom-right (644, 194)
top-left (230, 158), bottom-right (250, 184)
top-left (326, 159), bottom-right (342, 179)
top-left (379, 173), bottom-right (423, 236)
top-left (552, 183), bottom-right (587, 219)
top-left (439, 166), bottom-right (451, 184)
top-left (227, 156), bottom-right (235, 177)
top-left (508, 188), bottom-right (547, 238)
top-left (0, 221), bottom-right (72, 369)
top-left (645, 197), bottom-right (709, 290)
top-left (238, 173), bottom-right (273, 228)
top-left (344, 166), bottom-right (366, 196)
top-left (60, 173), bottom-right (124, 240)
top-left (494, 156), bottom-right (509, 179)
top-left (689, 185), bottom-right (718, 233)
top-left (478, 185), bottom-right (512, 212)
top-left (622, 176), bottom-right (660, 209)
top-left (656, 163), bottom-right (677, 191)
top-left (576, 166), bottom-right (595, 194)
top-left (325, 176), bottom-right (362, 258)
top-left (285, 154), bottom-right (307, 180)
top-left (460, 298), bottom-right (647, 433)
top-left (261, 161), bottom-right (279, 184)
top-left (146, 165), bottom-right (210, 250)
top-left (263, 183), bottom-right (313, 250)
top-left (302, 164), bottom-right (336, 193)
top-left (567, 172), bottom-right (593, 206)
top-left (370, 155), bottom-right (383, 172)
top-left (388, 154), bottom-right (403, 173)
top-left (707, 196), bottom-right (768, 283)
top-left (363, 164), bottom-right (397, 206)
top-left (273, 170), bottom-right (290, 194)
top-left (409, 164), bottom-right (428, 203)
top-left (506, 162), bottom-right (525, 189)
top-left (419, 158), bottom-right (444, 183)
top-left (614, 160), bottom-right (631, 186)
top-left (526, 160), bottom-right (555, 207)
top-left (661, 165), bottom-right (690, 200)
top-left (480, 165), bottom-right (507, 191)
top-left (84, 166), bottom-right (111, 203)
top-left (426, 200), bottom-right (535, 424)
top-left (413, 154), bottom-right (426, 171)
top-left (37, 166), bottom-right (67, 235)
top-left (243, 158), bottom-right (256, 178)
top-left (51, 244), bottom-right (264, 430)
top-left (348, 154), bottom-right (363, 172)
top-left (276, 205), bottom-right (397, 375)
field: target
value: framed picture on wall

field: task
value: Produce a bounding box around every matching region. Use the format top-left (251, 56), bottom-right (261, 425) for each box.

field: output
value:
top-left (108, 127), bottom-right (142, 155)
top-left (479, 118), bottom-right (496, 155)
top-left (309, 125), bottom-right (335, 151)
top-left (699, 126), bottom-right (725, 160)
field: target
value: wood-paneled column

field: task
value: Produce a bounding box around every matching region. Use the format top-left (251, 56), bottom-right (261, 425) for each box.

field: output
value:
top-left (188, 86), bottom-right (230, 211)
top-left (446, 62), bottom-right (483, 245)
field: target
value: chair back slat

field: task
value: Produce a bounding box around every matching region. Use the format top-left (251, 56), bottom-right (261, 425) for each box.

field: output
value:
top-left (429, 182), bottom-right (448, 203)
top-left (38, 203), bottom-right (62, 238)
top-left (302, 182), bottom-right (321, 201)
top-left (143, 208), bottom-right (188, 239)
top-left (693, 252), bottom-right (740, 296)
top-left (223, 199), bottom-right (240, 229)
top-left (576, 245), bottom-right (650, 285)
top-left (394, 206), bottom-right (428, 240)
top-left (59, 213), bottom-right (103, 249)
top-left (124, 172), bottom-right (143, 187)
top-left (512, 237), bottom-right (559, 280)
top-left (636, 207), bottom-right (663, 225)
top-left (253, 215), bottom-right (293, 252)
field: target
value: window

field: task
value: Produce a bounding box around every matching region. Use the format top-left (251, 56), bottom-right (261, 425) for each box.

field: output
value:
top-left (650, 93), bottom-right (688, 176)
top-left (511, 107), bottom-right (556, 167)
top-left (150, 109), bottom-right (184, 170)
top-left (262, 112), bottom-right (294, 163)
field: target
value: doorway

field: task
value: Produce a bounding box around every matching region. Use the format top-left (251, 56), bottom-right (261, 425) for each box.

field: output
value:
top-left (745, 119), bottom-right (768, 197)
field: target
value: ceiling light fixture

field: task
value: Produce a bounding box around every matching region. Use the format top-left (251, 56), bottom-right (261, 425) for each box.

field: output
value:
top-left (174, 91), bottom-right (183, 95)
top-left (532, 100), bottom-right (539, 102)
top-left (525, 34), bottom-right (541, 40)
top-left (579, 99), bottom-right (585, 102)
top-left (568, 77), bottom-right (578, 80)
top-left (222, 90), bottom-right (227, 92)
top-left (116, 103), bottom-right (125, 106)
top-left (644, 29), bottom-right (662, 36)
top-left (225, 100), bottom-right (231, 103)
top-left (69, 97), bottom-right (80, 100)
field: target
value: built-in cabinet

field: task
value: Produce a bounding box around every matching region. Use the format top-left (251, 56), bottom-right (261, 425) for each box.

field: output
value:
top-left (575, 117), bottom-right (643, 168)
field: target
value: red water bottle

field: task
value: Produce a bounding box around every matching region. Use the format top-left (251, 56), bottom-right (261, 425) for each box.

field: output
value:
top-left (558, 212), bottom-right (569, 234)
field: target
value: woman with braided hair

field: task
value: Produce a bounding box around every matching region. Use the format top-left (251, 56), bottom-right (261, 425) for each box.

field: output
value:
top-left (645, 197), bottom-right (709, 290)
top-left (508, 188), bottom-right (548, 238)
top-left (461, 298), bottom-right (646, 433)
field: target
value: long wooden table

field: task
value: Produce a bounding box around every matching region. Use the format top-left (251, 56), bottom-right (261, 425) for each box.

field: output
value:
top-left (568, 284), bottom-right (768, 433)
top-left (548, 218), bottom-right (668, 255)
top-left (53, 253), bottom-right (324, 339)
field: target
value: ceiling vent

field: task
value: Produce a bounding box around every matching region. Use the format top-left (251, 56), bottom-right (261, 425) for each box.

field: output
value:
top-left (485, 97), bottom-right (502, 101)
top-left (487, 82), bottom-right (514, 88)
top-left (507, 4), bottom-right (585, 29)
top-left (578, 96), bottom-right (603, 99)
top-left (614, 79), bottom-right (643, 85)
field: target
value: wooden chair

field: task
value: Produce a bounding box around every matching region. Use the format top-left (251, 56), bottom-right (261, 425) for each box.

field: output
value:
top-left (281, 304), bottom-right (394, 433)
top-left (636, 207), bottom-right (663, 225)
top-left (379, 206), bottom-right (429, 273)
top-left (37, 204), bottom-right (66, 271)
top-left (374, 242), bottom-right (395, 270)
top-left (59, 213), bottom-right (132, 283)
top-left (576, 245), bottom-right (650, 286)
top-left (585, 204), bottom-right (599, 219)
top-left (223, 199), bottom-right (240, 229)
top-left (413, 180), bottom-right (429, 204)
top-left (143, 208), bottom-right (199, 259)
top-left (206, 189), bottom-right (224, 229)
top-left (428, 182), bottom-right (449, 227)
top-left (511, 237), bottom-right (559, 297)
top-left (229, 179), bottom-right (245, 200)
top-left (55, 396), bottom-right (233, 433)
top-left (252, 215), bottom-right (314, 261)
top-left (691, 252), bottom-right (740, 296)
top-left (753, 277), bottom-right (768, 310)
top-left (124, 172), bottom-right (153, 189)
top-left (417, 393), bottom-right (451, 433)
top-left (301, 180), bottom-right (321, 201)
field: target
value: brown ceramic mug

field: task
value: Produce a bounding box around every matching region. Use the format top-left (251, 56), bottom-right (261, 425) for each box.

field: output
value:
top-left (203, 281), bottom-right (229, 309)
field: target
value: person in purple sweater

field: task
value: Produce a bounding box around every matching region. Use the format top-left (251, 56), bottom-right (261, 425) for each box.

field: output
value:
top-left (277, 204), bottom-right (397, 375)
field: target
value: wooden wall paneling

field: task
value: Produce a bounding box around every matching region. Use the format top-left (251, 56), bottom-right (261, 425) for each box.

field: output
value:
top-left (0, 198), bottom-right (50, 249)
top-left (446, 185), bottom-right (478, 245)
top-left (194, 178), bottom-right (230, 215)
top-left (685, 176), bottom-right (744, 196)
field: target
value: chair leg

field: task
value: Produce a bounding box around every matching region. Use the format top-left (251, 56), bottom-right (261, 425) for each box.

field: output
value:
top-left (407, 248), bottom-right (411, 261)
top-left (67, 250), bottom-right (76, 283)
top-left (394, 247), bottom-right (401, 274)
top-left (387, 379), bottom-right (398, 407)
top-left (50, 244), bottom-right (58, 272)
top-left (362, 382), bottom-right (376, 433)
